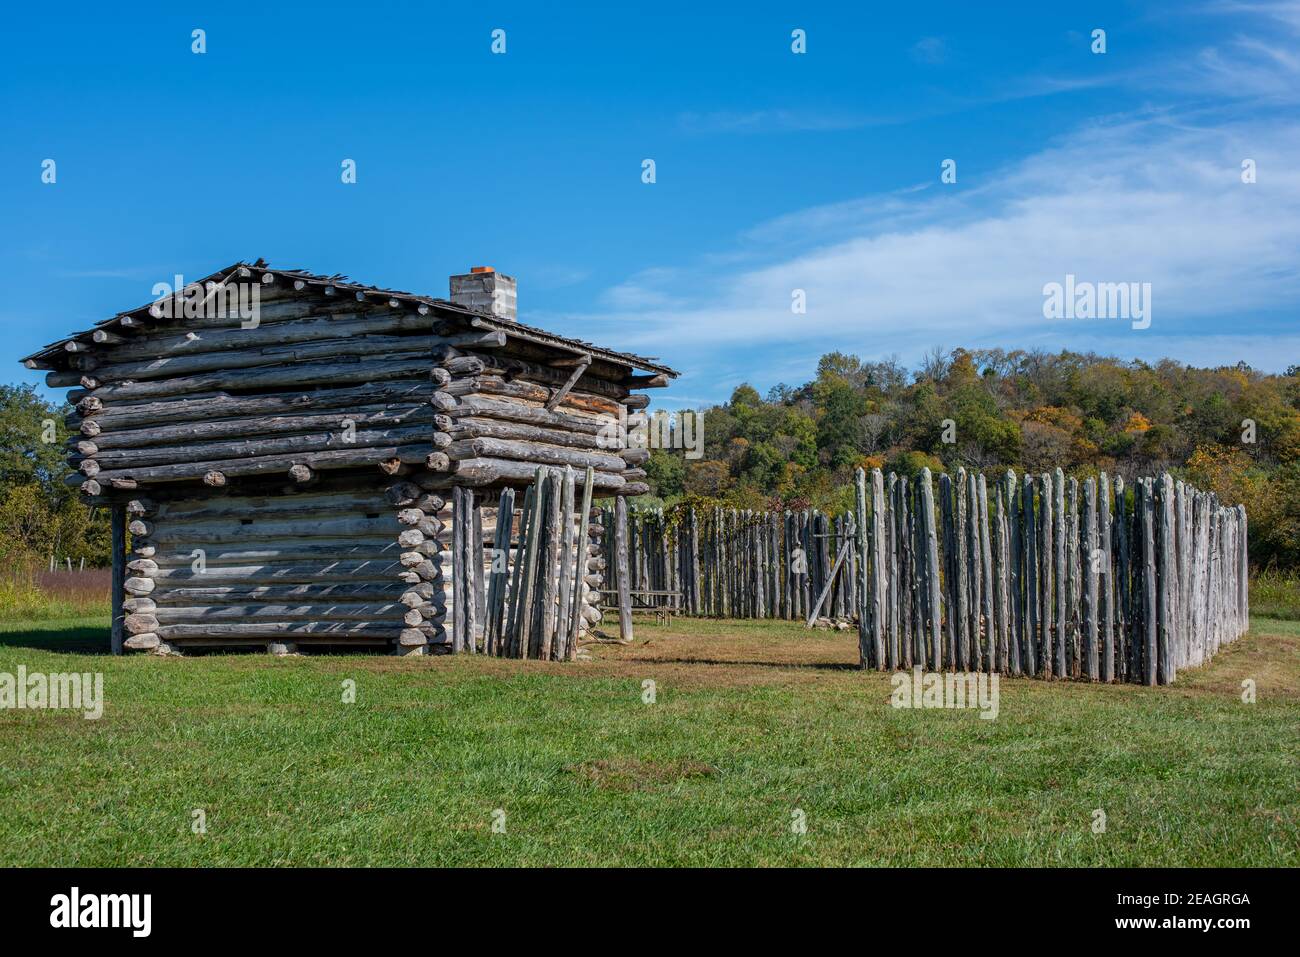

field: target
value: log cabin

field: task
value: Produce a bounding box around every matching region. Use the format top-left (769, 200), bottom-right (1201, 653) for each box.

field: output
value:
top-left (21, 260), bottom-right (677, 657)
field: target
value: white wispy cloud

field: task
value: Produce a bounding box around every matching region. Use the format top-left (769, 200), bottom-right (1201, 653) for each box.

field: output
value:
top-left (553, 3), bottom-right (1300, 404)
top-left (558, 110), bottom-right (1300, 399)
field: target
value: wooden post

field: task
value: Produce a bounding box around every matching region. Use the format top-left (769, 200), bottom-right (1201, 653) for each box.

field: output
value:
top-left (1141, 478), bottom-right (1158, 686)
top-left (451, 485), bottom-right (467, 653)
top-left (1099, 473), bottom-right (1114, 682)
top-left (110, 502), bottom-right (126, 655)
top-left (921, 468), bottom-right (942, 670)
top-left (940, 472), bottom-right (957, 669)
top-left (1021, 474), bottom-right (1038, 676)
top-left (1053, 468), bottom-right (1067, 678)
top-left (993, 483), bottom-right (1008, 673)
top-left (887, 475), bottom-right (900, 669)
top-left (1082, 477), bottom-right (1099, 680)
top-left (614, 494), bottom-right (634, 641)
top-left (1006, 470), bottom-right (1021, 676)
top-left (855, 469), bottom-right (870, 668)
top-left (978, 474), bottom-right (994, 674)
top-left (462, 486), bottom-right (480, 653)
top-left (870, 469), bottom-right (887, 669)
top-left (1114, 475), bottom-right (1130, 682)
top-left (568, 467), bottom-right (595, 658)
top-left (1157, 473), bottom-right (1176, 684)
top-left (955, 468), bottom-right (970, 670)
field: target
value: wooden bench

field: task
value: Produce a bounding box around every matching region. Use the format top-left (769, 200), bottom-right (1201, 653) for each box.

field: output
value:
top-left (601, 589), bottom-right (681, 624)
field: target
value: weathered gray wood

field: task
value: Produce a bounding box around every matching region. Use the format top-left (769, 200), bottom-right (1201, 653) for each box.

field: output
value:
top-left (1157, 473), bottom-right (1176, 684)
top-left (1053, 468), bottom-right (1067, 678)
top-left (445, 436), bottom-right (626, 472)
top-left (920, 468), bottom-right (942, 670)
top-left (1021, 474), bottom-right (1038, 676)
top-left (939, 474), bottom-right (955, 666)
top-left (993, 482), bottom-right (1010, 673)
top-left (516, 470), bottom-right (547, 657)
top-left (447, 415), bottom-right (617, 451)
top-left (1141, 478), bottom-right (1158, 686)
top-left (614, 494), bottom-right (633, 642)
top-left (111, 503), bottom-right (126, 654)
top-left (505, 484), bottom-right (535, 655)
top-left (869, 470), bottom-right (887, 668)
top-left (86, 356), bottom-right (435, 403)
top-left (1099, 473), bottom-right (1114, 682)
top-left (1006, 471), bottom-right (1021, 676)
top-left (978, 474), bottom-right (994, 674)
top-left (539, 470), bottom-right (564, 659)
top-left (431, 457), bottom-right (626, 491)
top-left (91, 443), bottom-right (432, 485)
top-left (86, 424), bottom-right (432, 470)
top-left (568, 468), bottom-right (595, 658)
top-left (76, 381), bottom-right (433, 436)
top-left (855, 469), bottom-right (869, 667)
top-left (91, 330), bottom-right (440, 382)
top-left (1082, 477), bottom-right (1099, 680)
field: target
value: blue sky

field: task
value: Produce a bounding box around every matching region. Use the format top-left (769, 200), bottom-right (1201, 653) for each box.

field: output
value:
top-left (3, 1), bottom-right (1298, 409)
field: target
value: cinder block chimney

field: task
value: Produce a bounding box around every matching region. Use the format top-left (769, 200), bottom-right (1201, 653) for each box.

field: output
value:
top-left (449, 266), bottom-right (517, 321)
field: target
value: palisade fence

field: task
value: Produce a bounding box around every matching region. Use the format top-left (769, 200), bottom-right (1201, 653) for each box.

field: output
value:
top-left (602, 467), bottom-right (1248, 685)
top-left (602, 503), bottom-right (861, 621)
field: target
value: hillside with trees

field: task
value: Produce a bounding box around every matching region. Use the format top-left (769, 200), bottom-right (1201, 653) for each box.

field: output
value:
top-left (643, 348), bottom-right (1300, 569)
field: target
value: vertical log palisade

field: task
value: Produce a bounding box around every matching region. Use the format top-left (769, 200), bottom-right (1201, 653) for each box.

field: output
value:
top-left (22, 260), bottom-right (677, 657)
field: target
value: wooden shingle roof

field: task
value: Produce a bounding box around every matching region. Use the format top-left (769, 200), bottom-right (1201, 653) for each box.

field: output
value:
top-left (21, 259), bottom-right (679, 377)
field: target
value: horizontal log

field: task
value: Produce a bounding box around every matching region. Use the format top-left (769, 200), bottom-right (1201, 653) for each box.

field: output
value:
top-left (451, 394), bottom-right (617, 434)
top-left (148, 558), bottom-right (406, 584)
top-left (150, 581), bottom-right (415, 604)
top-left (90, 443), bottom-right (433, 485)
top-left (154, 621), bottom-right (422, 639)
top-left (85, 424), bottom-right (433, 470)
top-left (142, 540), bottom-right (405, 565)
top-left (447, 416), bottom-right (618, 451)
top-left (86, 404), bottom-right (433, 451)
top-left (151, 602), bottom-right (410, 623)
top-left (77, 381), bottom-right (433, 434)
top-left (420, 457), bottom-right (625, 491)
top-left (445, 437), bottom-right (626, 472)
top-left (154, 489), bottom-right (392, 522)
top-left (623, 373), bottom-right (669, 389)
top-left (85, 356), bottom-right (435, 404)
top-left (448, 377), bottom-right (621, 417)
top-left (140, 515), bottom-right (402, 542)
top-left (91, 332), bottom-right (441, 383)
top-left (93, 313), bottom-right (436, 366)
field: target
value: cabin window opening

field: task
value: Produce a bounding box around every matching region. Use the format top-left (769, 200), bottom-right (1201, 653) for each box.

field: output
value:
top-left (240, 518), bottom-right (254, 525)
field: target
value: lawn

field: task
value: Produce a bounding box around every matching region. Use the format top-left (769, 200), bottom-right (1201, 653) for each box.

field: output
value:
top-left (0, 614), bottom-right (1295, 867)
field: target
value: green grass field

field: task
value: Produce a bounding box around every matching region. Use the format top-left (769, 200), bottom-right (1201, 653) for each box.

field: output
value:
top-left (0, 613), bottom-right (1295, 867)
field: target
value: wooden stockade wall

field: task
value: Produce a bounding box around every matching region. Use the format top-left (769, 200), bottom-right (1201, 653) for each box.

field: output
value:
top-left (600, 467), bottom-right (1247, 684)
top-left (603, 505), bottom-right (859, 621)
top-left (468, 467), bottom-right (602, 660)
